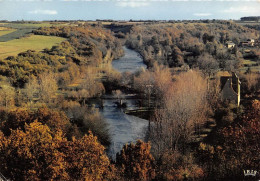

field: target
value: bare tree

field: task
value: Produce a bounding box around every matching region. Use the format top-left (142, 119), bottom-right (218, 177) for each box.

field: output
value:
top-left (24, 75), bottom-right (40, 104)
top-left (24, 73), bottom-right (58, 105)
top-left (149, 70), bottom-right (209, 156)
top-left (197, 53), bottom-right (219, 77)
top-left (243, 73), bottom-right (260, 94)
top-left (0, 83), bottom-right (15, 108)
top-left (38, 72), bottom-right (58, 104)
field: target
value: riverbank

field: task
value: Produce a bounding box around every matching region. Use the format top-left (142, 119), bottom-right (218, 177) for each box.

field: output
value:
top-left (98, 46), bottom-right (149, 158)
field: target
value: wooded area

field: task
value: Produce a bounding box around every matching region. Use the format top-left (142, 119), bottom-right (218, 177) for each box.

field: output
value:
top-left (0, 20), bottom-right (259, 181)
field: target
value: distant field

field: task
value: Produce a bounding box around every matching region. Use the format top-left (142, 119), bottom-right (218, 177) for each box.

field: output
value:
top-left (0, 27), bottom-right (11, 30)
top-left (85, 21), bottom-right (145, 25)
top-left (1, 23), bottom-right (52, 29)
top-left (243, 59), bottom-right (258, 65)
top-left (0, 23), bottom-right (38, 42)
top-left (0, 22), bottom-right (68, 42)
top-left (240, 65), bottom-right (260, 73)
top-left (236, 21), bottom-right (260, 26)
top-left (239, 58), bottom-right (260, 73)
top-left (0, 35), bottom-right (66, 59)
top-left (0, 29), bottom-right (16, 36)
top-left (1, 22), bottom-right (70, 29)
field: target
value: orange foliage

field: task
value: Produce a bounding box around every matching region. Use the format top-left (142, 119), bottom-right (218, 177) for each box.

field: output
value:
top-left (198, 100), bottom-right (260, 179)
top-left (0, 107), bottom-right (71, 137)
top-left (116, 140), bottom-right (155, 181)
top-left (0, 121), bottom-right (113, 181)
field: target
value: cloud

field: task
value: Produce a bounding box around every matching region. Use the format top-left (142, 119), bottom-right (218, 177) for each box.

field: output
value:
top-left (223, 6), bottom-right (259, 13)
top-left (193, 13), bottom-right (212, 16)
top-left (116, 1), bottom-right (149, 7)
top-left (28, 9), bottom-right (57, 15)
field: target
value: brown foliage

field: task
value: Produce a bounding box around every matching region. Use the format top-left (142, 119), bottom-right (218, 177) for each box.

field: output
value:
top-left (157, 151), bottom-right (204, 181)
top-left (23, 72), bottom-right (58, 105)
top-left (242, 73), bottom-right (260, 95)
top-left (0, 121), bottom-right (113, 181)
top-left (0, 107), bottom-right (72, 138)
top-left (149, 70), bottom-right (209, 155)
top-left (198, 100), bottom-right (260, 180)
top-left (133, 64), bottom-right (172, 106)
top-left (0, 83), bottom-right (15, 108)
top-left (61, 101), bottom-right (111, 146)
top-left (116, 140), bottom-right (155, 181)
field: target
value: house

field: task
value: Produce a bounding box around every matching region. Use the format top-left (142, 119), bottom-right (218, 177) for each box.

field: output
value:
top-left (225, 41), bottom-right (236, 49)
top-left (240, 39), bottom-right (255, 47)
top-left (248, 39), bottom-right (255, 46)
top-left (220, 72), bottom-right (241, 106)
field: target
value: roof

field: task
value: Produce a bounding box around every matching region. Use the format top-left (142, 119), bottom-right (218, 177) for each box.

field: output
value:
top-left (220, 72), bottom-right (240, 91)
top-left (216, 71), bottom-right (231, 77)
top-left (226, 42), bottom-right (235, 45)
top-left (220, 76), bottom-right (230, 90)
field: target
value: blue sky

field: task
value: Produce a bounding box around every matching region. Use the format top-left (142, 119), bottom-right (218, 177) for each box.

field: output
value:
top-left (0, 0), bottom-right (260, 21)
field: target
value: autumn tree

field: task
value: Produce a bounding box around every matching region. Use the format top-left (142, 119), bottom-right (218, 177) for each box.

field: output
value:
top-left (61, 101), bottom-right (111, 146)
top-left (0, 121), bottom-right (69, 181)
top-left (38, 72), bottom-right (58, 104)
top-left (197, 53), bottom-right (219, 77)
top-left (0, 121), bottom-right (114, 181)
top-left (198, 100), bottom-right (260, 180)
top-left (133, 64), bottom-right (172, 107)
top-left (67, 71), bottom-right (105, 105)
top-left (242, 73), bottom-right (260, 95)
top-left (0, 83), bottom-right (15, 108)
top-left (0, 107), bottom-right (72, 138)
top-left (156, 151), bottom-right (204, 181)
top-left (202, 33), bottom-right (215, 44)
top-left (170, 46), bottom-right (184, 67)
top-left (23, 75), bottom-right (39, 105)
top-left (61, 132), bottom-right (114, 181)
top-left (149, 70), bottom-right (208, 155)
top-left (116, 140), bottom-right (155, 181)
top-left (23, 72), bottom-right (58, 105)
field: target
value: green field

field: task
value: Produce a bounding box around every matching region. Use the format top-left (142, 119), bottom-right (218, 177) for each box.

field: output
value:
top-left (1, 23), bottom-right (53, 29)
top-left (0, 23), bottom-right (41, 42)
top-left (240, 66), bottom-right (260, 73)
top-left (243, 59), bottom-right (258, 65)
top-left (0, 35), bottom-right (66, 59)
top-left (239, 59), bottom-right (260, 73)
top-left (0, 29), bottom-right (16, 36)
top-left (0, 22), bottom-right (71, 42)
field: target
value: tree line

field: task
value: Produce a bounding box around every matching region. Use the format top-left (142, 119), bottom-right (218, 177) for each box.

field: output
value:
top-left (0, 21), bottom-right (259, 181)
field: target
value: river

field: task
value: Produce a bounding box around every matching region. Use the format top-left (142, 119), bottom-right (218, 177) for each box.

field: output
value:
top-left (112, 46), bottom-right (147, 73)
top-left (100, 46), bottom-right (148, 159)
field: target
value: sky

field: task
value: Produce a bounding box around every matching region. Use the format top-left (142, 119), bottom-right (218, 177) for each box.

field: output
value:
top-left (0, 0), bottom-right (260, 21)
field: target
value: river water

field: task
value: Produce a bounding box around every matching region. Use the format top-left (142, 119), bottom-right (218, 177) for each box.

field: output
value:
top-left (112, 46), bottom-right (147, 73)
top-left (100, 46), bottom-right (148, 159)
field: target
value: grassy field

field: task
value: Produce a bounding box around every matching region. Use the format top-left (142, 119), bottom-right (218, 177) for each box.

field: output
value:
top-left (239, 59), bottom-right (260, 73)
top-left (0, 23), bottom-right (38, 42)
top-left (235, 21), bottom-right (260, 26)
top-left (0, 35), bottom-right (66, 59)
top-left (1, 23), bottom-right (53, 29)
top-left (243, 59), bottom-right (258, 65)
top-left (240, 65), bottom-right (260, 73)
top-left (0, 29), bottom-right (16, 36)
top-left (0, 22), bottom-right (71, 42)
